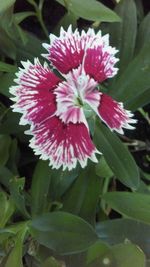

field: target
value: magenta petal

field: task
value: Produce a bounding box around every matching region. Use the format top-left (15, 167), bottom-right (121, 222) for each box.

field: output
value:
top-left (84, 42), bottom-right (119, 83)
top-left (29, 116), bottom-right (99, 170)
top-left (10, 59), bottom-right (61, 125)
top-left (98, 94), bottom-right (137, 134)
top-left (42, 26), bottom-right (96, 74)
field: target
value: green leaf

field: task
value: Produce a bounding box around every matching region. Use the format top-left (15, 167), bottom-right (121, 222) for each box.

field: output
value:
top-left (0, 0), bottom-right (16, 13)
top-left (86, 241), bottom-right (111, 266)
top-left (102, 192), bottom-right (150, 225)
top-left (0, 190), bottom-right (14, 227)
top-left (0, 72), bottom-right (15, 97)
top-left (0, 62), bottom-right (17, 73)
top-left (30, 211), bottom-right (98, 254)
top-left (13, 11), bottom-right (35, 24)
top-left (111, 243), bottom-right (145, 267)
top-left (94, 123), bottom-right (139, 189)
top-left (0, 27), bottom-right (16, 59)
top-left (9, 177), bottom-right (30, 219)
top-left (54, 11), bottom-right (77, 34)
top-left (125, 87), bottom-right (150, 111)
top-left (42, 257), bottom-right (63, 267)
top-left (96, 218), bottom-right (150, 258)
top-left (95, 156), bottom-right (113, 179)
top-left (0, 134), bottom-right (11, 166)
top-left (31, 160), bottom-right (52, 216)
top-left (110, 0), bottom-right (137, 73)
top-left (5, 226), bottom-right (27, 267)
top-left (86, 241), bottom-right (145, 267)
top-left (62, 164), bottom-right (101, 225)
top-left (0, 109), bottom-right (26, 136)
top-left (49, 168), bottom-right (79, 199)
top-left (109, 43), bottom-right (150, 109)
top-left (56, 0), bottom-right (120, 22)
top-left (136, 12), bottom-right (150, 53)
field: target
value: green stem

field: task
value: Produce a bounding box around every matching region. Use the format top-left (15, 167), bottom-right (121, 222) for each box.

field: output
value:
top-left (26, 0), bottom-right (49, 38)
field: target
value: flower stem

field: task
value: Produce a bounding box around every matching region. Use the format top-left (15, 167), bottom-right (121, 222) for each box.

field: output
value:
top-left (26, 0), bottom-right (49, 38)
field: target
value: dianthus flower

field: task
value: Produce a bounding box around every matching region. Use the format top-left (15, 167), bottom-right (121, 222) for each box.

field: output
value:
top-left (10, 26), bottom-right (136, 170)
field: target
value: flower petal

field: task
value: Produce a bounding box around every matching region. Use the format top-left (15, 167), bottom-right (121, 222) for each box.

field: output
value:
top-left (83, 34), bottom-right (119, 82)
top-left (28, 116), bottom-right (99, 170)
top-left (98, 94), bottom-right (137, 134)
top-left (10, 58), bottom-right (61, 125)
top-left (42, 25), bottom-right (96, 74)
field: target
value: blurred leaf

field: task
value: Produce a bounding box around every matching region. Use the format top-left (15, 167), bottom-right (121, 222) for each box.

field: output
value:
top-left (30, 211), bottom-right (98, 254)
top-left (42, 257), bottom-right (64, 267)
top-left (136, 12), bottom-right (150, 53)
top-left (62, 164), bottom-right (101, 225)
top-left (86, 240), bottom-right (111, 266)
top-left (109, 42), bottom-right (150, 109)
top-left (56, 0), bottom-right (120, 22)
top-left (102, 192), bottom-right (150, 225)
top-left (126, 87), bottom-right (150, 111)
top-left (135, 0), bottom-right (144, 22)
top-left (49, 168), bottom-right (79, 199)
top-left (94, 123), bottom-right (139, 189)
top-left (110, 0), bottom-right (137, 73)
top-left (0, 109), bottom-right (26, 134)
top-left (31, 160), bottom-right (52, 216)
top-left (111, 243), bottom-right (145, 267)
top-left (9, 177), bottom-right (30, 218)
top-left (0, 0), bottom-right (15, 13)
top-left (0, 134), bottom-right (11, 166)
top-left (13, 11), bottom-right (35, 24)
top-left (7, 138), bottom-right (19, 175)
top-left (54, 11), bottom-right (77, 34)
top-left (86, 241), bottom-right (145, 267)
top-left (0, 166), bottom-right (13, 189)
top-left (0, 27), bottom-right (16, 59)
top-left (95, 156), bottom-right (113, 178)
top-left (5, 226), bottom-right (27, 267)
top-left (0, 72), bottom-right (15, 97)
top-left (0, 62), bottom-right (17, 73)
top-left (0, 191), bottom-right (14, 227)
top-left (15, 31), bottom-right (43, 62)
top-left (96, 218), bottom-right (150, 258)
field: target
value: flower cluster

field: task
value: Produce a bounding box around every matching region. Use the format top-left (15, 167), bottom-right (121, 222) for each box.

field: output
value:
top-left (10, 26), bottom-right (136, 170)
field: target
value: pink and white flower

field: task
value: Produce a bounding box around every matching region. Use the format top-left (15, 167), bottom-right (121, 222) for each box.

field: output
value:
top-left (10, 26), bottom-right (136, 170)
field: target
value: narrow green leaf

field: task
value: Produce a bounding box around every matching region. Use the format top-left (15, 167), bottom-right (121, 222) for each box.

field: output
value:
top-left (125, 87), bottom-right (150, 110)
top-left (102, 192), bottom-right (150, 225)
top-left (0, 72), bottom-right (15, 97)
top-left (94, 123), bottom-right (139, 189)
top-left (31, 160), bottom-right (51, 216)
top-left (0, 0), bottom-right (16, 13)
top-left (110, 0), bottom-right (137, 73)
top-left (13, 11), bottom-right (35, 24)
top-left (0, 191), bottom-right (14, 227)
top-left (0, 134), bottom-right (11, 166)
top-left (5, 227), bottom-right (27, 267)
top-left (30, 211), bottom-right (98, 254)
top-left (0, 62), bottom-right (17, 73)
top-left (0, 27), bottom-right (16, 59)
top-left (109, 43), bottom-right (150, 108)
top-left (136, 12), bottom-right (150, 53)
top-left (9, 177), bottom-right (30, 219)
top-left (96, 218), bottom-right (150, 258)
top-left (62, 164), bottom-right (101, 225)
top-left (56, 0), bottom-right (120, 22)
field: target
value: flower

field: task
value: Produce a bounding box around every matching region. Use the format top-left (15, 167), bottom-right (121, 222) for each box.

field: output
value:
top-left (10, 25), bottom-right (136, 170)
